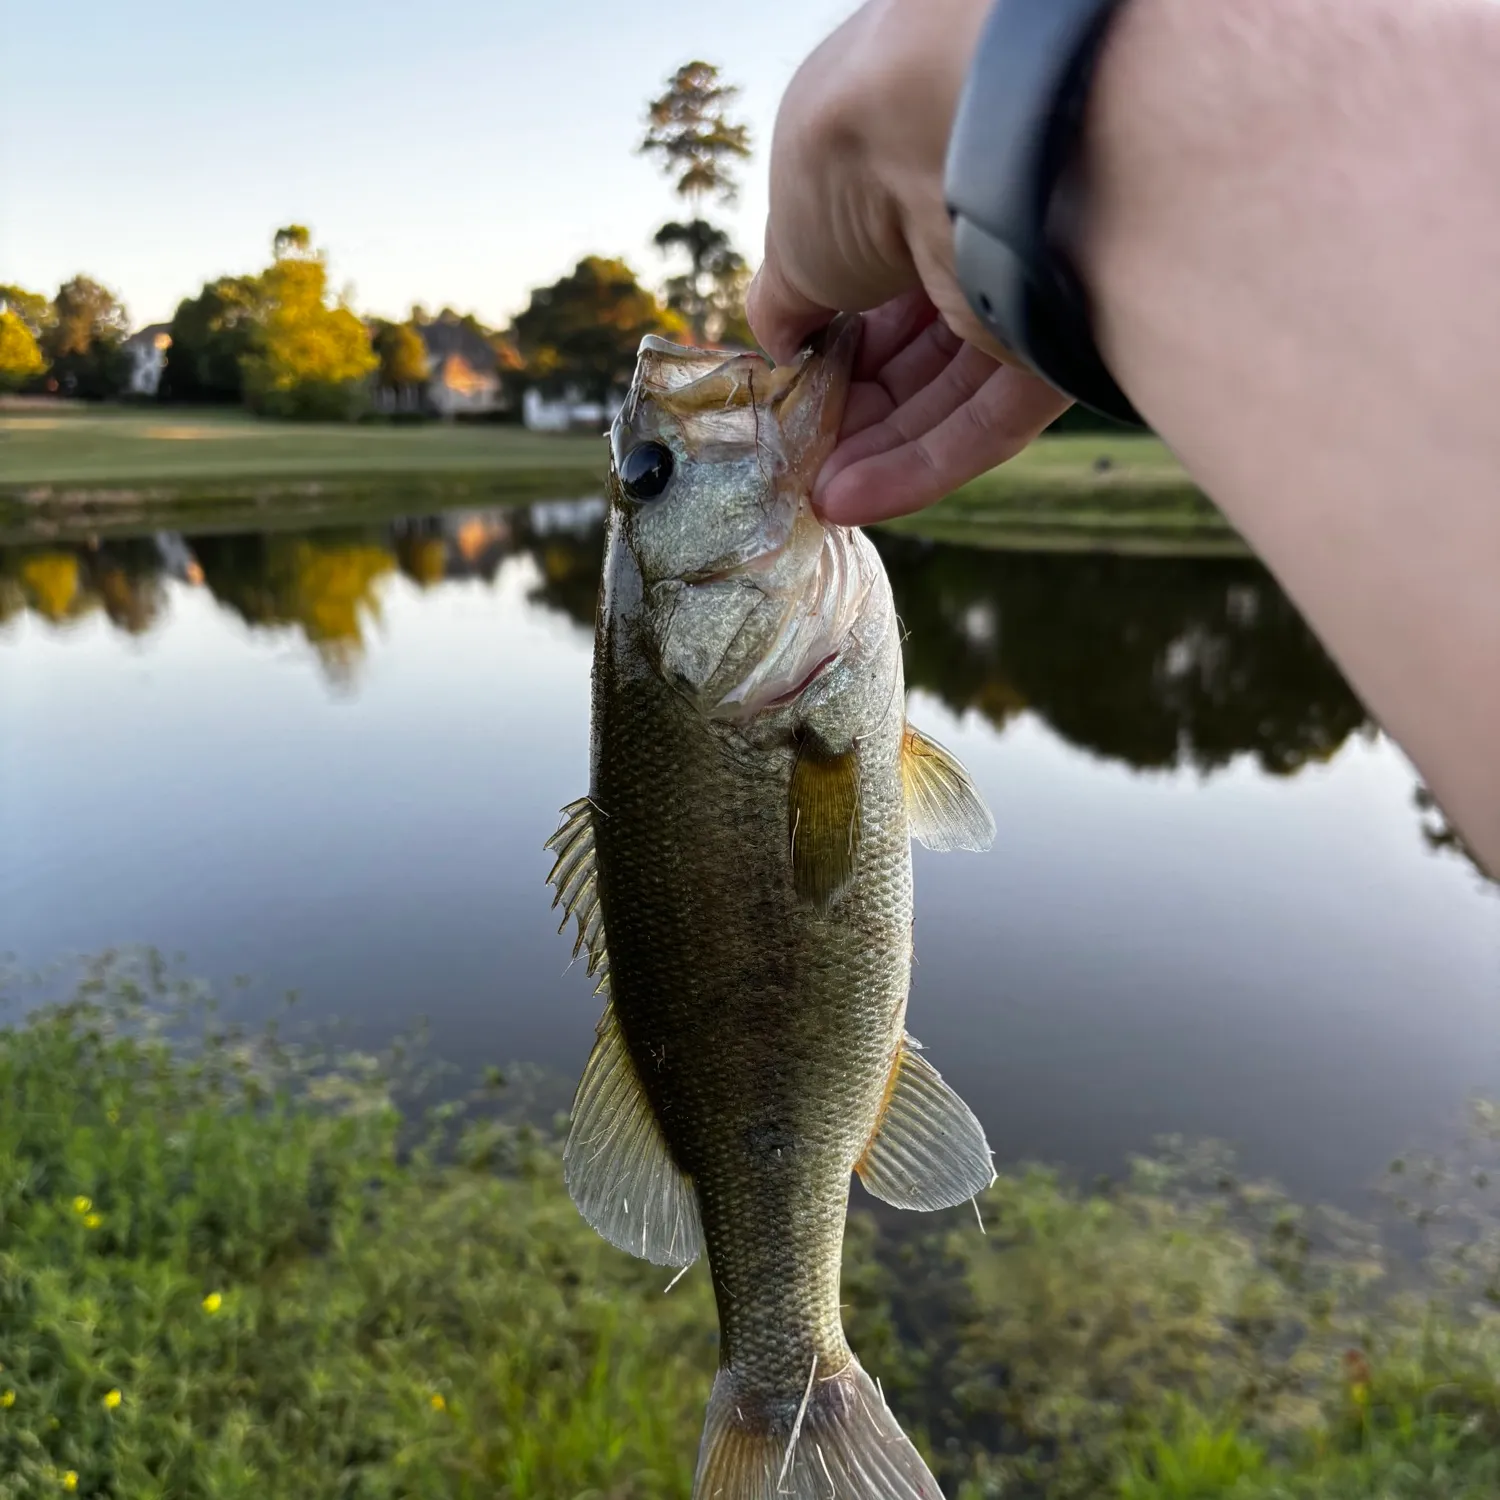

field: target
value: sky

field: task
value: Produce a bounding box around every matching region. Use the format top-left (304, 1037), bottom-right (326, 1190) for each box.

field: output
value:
top-left (0, 0), bottom-right (860, 330)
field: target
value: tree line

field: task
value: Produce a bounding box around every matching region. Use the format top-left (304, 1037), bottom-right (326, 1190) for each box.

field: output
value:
top-left (0, 63), bottom-right (753, 421)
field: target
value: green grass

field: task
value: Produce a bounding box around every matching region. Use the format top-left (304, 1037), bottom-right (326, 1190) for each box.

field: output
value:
top-left (885, 434), bottom-right (1238, 554)
top-left (5, 957), bottom-right (1499, 1499)
top-left (0, 405), bottom-right (608, 492)
top-left (0, 406), bottom-right (1228, 555)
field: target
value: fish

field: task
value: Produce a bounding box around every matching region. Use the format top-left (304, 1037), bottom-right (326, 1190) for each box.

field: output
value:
top-left (545, 315), bottom-right (997, 1500)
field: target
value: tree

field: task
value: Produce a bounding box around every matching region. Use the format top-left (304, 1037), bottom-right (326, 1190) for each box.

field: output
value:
top-left (371, 319), bottom-right (429, 408)
top-left (640, 62), bottom-right (753, 344)
top-left (652, 220), bottom-right (752, 347)
top-left (0, 311), bottom-right (46, 392)
top-left (240, 227), bottom-right (377, 420)
top-left (273, 224), bottom-right (313, 260)
top-left (44, 275), bottom-right (130, 399)
top-left (0, 285), bottom-right (52, 341)
top-left (511, 257), bottom-right (687, 403)
top-left (162, 275), bottom-right (266, 404)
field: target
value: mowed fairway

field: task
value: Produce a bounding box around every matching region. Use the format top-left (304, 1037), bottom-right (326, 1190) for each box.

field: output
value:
top-left (0, 405), bottom-right (610, 489)
top-left (0, 403), bottom-right (1231, 551)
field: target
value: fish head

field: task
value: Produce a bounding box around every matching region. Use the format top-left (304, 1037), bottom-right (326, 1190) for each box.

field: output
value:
top-left (604, 316), bottom-right (887, 724)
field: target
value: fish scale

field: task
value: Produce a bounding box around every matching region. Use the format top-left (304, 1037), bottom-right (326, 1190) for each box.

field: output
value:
top-left (592, 659), bottom-right (912, 1399)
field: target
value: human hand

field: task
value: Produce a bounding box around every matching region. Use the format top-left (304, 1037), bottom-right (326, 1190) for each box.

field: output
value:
top-left (814, 292), bottom-right (1070, 525)
top-left (747, 0), bottom-right (1070, 523)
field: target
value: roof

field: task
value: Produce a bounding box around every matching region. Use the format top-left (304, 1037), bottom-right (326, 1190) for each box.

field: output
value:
top-left (416, 316), bottom-right (499, 375)
top-left (124, 322), bottom-right (172, 348)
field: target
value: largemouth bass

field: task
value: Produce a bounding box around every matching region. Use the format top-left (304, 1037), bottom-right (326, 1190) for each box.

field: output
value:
top-left (546, 317), bottom-right (996, 1499)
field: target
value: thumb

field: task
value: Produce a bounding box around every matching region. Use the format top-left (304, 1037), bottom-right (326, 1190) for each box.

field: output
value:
top-left (747, 245), bottom-right (836, 364)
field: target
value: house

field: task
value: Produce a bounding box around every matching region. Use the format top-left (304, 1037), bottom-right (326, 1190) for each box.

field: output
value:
top-left (417, 316), bottom-right (504, 419)
top-left (370, 314), bottom-right (517, 419)
top-left (522, 386), bottom-right (622, 434)
top-left (124, 324), bottom-right (172, 397)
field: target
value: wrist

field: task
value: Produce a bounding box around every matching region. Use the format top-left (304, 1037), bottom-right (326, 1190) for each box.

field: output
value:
top-left (944, 0), bottom-right (1143, 421)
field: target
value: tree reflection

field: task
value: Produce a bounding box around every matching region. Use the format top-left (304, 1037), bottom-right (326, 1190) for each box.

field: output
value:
top-left (82, 539), bottom-right (168, 636)
top-left (875, 535), bottom-right (1371, 777)
top-left (193, 531), bottom-right (396, 684)
top-left (1415, 784), bottom-right (1495, 884)
top-left (0, 518), bottom-right (1376, 786)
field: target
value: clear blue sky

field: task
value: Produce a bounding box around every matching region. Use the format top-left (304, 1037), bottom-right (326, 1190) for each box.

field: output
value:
top-left (0, 0), bottom-right (858, 330)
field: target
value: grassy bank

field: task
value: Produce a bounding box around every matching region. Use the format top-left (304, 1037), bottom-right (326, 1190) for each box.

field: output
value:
top-left (885, 435), bottom-right (1240, 555)
top-left (4, 957), bottom-right (1499, 1498)
top-left (0, 406), bottom-right (1233, 555)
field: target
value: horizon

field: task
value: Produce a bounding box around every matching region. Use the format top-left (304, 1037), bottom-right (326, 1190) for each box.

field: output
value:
top-left (0, 0), bottom-right (859, 332)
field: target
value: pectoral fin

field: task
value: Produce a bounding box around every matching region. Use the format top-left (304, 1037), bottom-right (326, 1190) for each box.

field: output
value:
top-left (788, 743), bottom-right (861, 910)
top-left (901, 724), bottom-right (996, 852)
top-left (856, 1036), bottom-right (995, 1210)
top-left (564, 1000), bottom-right (704, 1268)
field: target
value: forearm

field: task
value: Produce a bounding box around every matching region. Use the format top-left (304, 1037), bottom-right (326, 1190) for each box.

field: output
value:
top-left (1075, 0), bottom-right (1500, 870)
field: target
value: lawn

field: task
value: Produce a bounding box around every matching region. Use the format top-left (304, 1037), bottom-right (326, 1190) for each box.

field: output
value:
top-left (0, 403), bottom-right (1237, 552)
top-left (4, 952), bottom-right (1500, 1500)
top-left (0, 405), bottom-right (608, 490)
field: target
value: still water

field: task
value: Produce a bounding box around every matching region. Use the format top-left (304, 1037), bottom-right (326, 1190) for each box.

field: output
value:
top-left (1, 502), bottom-right (1495, 1206)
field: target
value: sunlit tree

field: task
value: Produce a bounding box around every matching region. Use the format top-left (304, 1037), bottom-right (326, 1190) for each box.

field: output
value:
top-left (0, 311), bottom-right (46, 392)
top-left (240, 228), bottom-right (377, 420)
top-left (0, 285), bottom-right (52, 341)
top-left (372, 319), bottom-right (429, 409)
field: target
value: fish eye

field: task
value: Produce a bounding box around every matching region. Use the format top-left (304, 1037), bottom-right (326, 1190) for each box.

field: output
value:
top-left (618, 441), bottom-right (674, 502)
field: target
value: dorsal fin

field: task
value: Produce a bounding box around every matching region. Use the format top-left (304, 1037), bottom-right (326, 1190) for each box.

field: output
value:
top-left (545, 798), bottom-right (610, 979)
top-left (900, 724), bottom-right (996, 853)
top-left (856, 1035), bottom-right (995, 1210)
top-left (564, 999), bottom-right (704, 1268)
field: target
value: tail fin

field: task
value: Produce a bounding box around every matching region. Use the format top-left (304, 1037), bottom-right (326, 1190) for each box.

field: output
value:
top-left (692, 1355), bottom-right (942, 1499)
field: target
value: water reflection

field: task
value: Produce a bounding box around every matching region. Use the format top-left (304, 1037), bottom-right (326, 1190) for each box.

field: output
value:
top-left (878, 537), bottom-right (1372, 778)
top-left (0, 510), bottom-right (1366, 769)
top-left (3, 506), bottom-right (1491, 887)
top-left (0, 501), bottom-right (604, 685)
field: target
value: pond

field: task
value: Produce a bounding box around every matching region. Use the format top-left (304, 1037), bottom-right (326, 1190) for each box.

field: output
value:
top-left (1, 499), bottom-right (1495, 1208)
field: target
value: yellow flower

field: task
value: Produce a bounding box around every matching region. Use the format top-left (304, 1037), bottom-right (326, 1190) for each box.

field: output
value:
top-left (106, 1108), bottom-right (120, 1125)
top-left (102, 1389), bottom-right (121, 1410)
top-left (0, 1390), bottom-right (14, 1409)
top-left (72, 1196), bottom-right (92, 1215)
top-left (201, 1292), bottom-right (222, 1314)
top-left (429, 1392), bottom-right (446, 1412)
top-left (62, 1472), bottom-right (78, 1491)
top-left (83, 1214), bottom-right (102, 1231)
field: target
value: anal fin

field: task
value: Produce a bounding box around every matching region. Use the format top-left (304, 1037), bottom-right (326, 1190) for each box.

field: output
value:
top-left (901, 723), bottom-right (995, 852)
top-left (856, 1036), bottom-right (995, 1211)
top-left (564, 1000), bottom-right (704, 1268)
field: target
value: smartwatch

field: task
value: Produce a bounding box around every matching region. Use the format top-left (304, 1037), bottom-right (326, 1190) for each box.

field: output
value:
top-left (945, 0), bottom-right (1143, 426)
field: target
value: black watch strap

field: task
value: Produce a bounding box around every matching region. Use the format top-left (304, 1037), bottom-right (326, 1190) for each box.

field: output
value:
top-left (945, 0), bottom-right (1143, 427)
